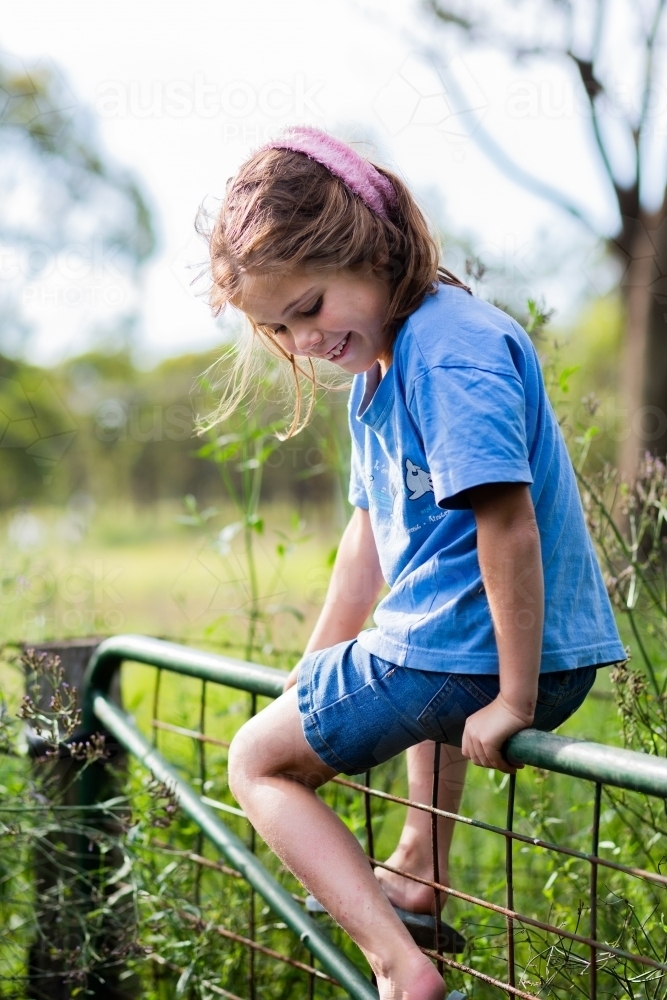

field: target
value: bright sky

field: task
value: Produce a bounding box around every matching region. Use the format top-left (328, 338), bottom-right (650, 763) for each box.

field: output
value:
top-left (1, 0), bottom-right (653, 364)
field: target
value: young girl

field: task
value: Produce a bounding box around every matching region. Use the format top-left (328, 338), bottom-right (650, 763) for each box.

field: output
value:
top-left (203, 126), bottom-right (625, 1000)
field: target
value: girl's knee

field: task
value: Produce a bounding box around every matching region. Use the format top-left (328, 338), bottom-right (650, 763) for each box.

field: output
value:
top-left (228, 721), bottom-right (263, 803)
top-left (227, 693), bottom-right (334, 803)
top-left (227, 710), bottom-right (299, 799)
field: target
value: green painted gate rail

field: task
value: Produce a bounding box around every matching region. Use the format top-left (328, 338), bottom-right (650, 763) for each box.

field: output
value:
top-left (82, 634), bottom-right (667, 1000)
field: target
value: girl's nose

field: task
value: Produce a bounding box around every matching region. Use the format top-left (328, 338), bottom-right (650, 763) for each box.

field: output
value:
top-left (292, 324), bottom-right (323, 354)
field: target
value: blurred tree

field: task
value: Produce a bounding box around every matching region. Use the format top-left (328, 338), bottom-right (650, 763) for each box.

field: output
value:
top-left (423, 0), bottom-right (667, 480)
top-left (0, 347), bottom-right (344, 509)
top-left (0, 51), bottom-right (155, 354)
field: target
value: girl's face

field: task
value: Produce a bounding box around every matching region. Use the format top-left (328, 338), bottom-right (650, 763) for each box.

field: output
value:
top-left (233, 267), bottom-right (392, 375)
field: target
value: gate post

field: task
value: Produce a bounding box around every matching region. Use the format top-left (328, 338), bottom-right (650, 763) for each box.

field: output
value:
top-left (24, 639), bottom-right (138, 1000)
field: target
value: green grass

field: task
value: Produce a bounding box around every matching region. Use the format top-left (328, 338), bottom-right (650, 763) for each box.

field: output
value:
top-left (0, 500), bottom-right (339, 653)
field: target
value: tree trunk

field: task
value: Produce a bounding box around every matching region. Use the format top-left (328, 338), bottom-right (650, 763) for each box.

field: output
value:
top-left (641, 202), bottom-right (667, 467)
top-left (618, 200), bottom-right (667, 482)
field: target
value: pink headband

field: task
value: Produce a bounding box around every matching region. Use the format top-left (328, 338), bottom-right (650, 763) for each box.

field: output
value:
top-left (261, 126), bottom-right (397, 220)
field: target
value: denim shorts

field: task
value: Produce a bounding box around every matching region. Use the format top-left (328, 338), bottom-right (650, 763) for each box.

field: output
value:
top-left (297, 639), bottom-right (598, 775)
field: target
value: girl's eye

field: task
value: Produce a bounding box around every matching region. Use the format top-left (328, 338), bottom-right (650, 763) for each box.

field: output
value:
top-left (267, 295), bottom-right (322, 335)
top-left (301, 296), bottom-right (323, 317)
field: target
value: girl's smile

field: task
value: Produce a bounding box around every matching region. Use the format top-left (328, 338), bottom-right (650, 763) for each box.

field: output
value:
top-left (325, 332), bottom-right (349, 360)
top-left (233, 268), bottom-right (393, 375)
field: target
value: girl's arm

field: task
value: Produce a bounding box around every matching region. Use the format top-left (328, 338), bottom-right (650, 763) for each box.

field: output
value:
top-left (463, 482), bottom-right (544, 773)
top-left (284, 506), bottom-right (385, 691)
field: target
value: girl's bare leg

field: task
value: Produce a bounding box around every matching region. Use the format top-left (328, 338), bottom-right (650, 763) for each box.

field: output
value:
top-left (228, 689), bottom-right (445, 1000)
top-left (375, 741), bottom-right (467, 914)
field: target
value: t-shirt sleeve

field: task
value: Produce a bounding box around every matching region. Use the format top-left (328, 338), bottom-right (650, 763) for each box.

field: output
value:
top-left (348, 412), bottom-right (369, 510)
top-left (410, 365), bottom-right (533, 509)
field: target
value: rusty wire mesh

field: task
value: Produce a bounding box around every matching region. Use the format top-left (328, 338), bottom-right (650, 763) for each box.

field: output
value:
top-left (120, 658), bottom-right (667, 1000)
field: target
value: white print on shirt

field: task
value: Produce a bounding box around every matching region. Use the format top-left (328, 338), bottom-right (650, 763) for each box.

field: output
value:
top-left (405, 459), bottom-right (434, 500)
top-left (367, 474), bottom-right (395, 513)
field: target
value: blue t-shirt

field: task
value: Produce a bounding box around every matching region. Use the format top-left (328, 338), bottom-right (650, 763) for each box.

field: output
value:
top-left (348, 283), bottom-right (625, 674)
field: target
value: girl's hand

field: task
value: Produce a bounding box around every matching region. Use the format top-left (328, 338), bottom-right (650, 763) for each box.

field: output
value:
top-left (283, 662), bottom-right (301, 693)
top-left (461, 695), bottom-right (532, 774)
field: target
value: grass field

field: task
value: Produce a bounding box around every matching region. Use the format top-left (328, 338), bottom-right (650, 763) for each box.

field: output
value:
top-left (0, 500), bottom-right (341, 652)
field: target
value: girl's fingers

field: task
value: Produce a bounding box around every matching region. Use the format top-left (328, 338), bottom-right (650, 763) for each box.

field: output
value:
top-left (464, 725), bottom-right (517, 771)
top-left (463, 738), bottom-right (483, 767)
top-left (483, 742), bottom-right (517, 774)
top-left (466, 731), bottom-right (517, 773)
top-left (484, 746), bottom-right (504, 770)
top-left (488, 752), bottom-right (514, 774)
top-left (469, 735), bottom-right (490, 769)
top-left (463, 731), bottom-right (491, 768)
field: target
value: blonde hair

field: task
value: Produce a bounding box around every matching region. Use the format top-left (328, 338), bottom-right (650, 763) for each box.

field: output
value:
top-left (198, 143), bottom-right (469, 437)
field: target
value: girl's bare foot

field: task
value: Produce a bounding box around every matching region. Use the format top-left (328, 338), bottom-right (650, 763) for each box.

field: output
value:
top-left (376, 950), bottom-right (445, 1000)
top-left (374, 842), bottom-right (448, 914)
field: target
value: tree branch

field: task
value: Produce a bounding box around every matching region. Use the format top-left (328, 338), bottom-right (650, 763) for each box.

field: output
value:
top-left (423, 0), bottom-right (643, 232)
top-left (568, 48), bottom-right (618, 197)
top-left (636, 0), bottom-right (667, 198)
top-left (423, 44), bottom-right (601, 233)
top-left (564, 1), bottom-right (625, 219)
top-left (422, 0), bottom-right (475, 33)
